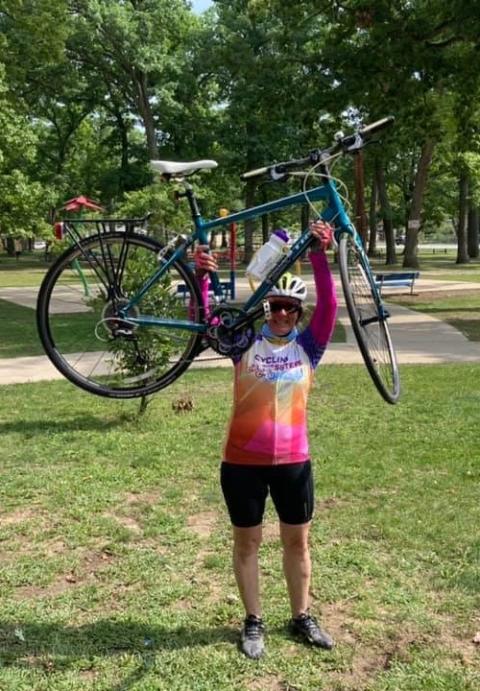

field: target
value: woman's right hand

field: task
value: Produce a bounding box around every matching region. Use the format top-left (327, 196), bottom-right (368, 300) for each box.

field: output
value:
top-left (193, 245), bottom-right (218, 275)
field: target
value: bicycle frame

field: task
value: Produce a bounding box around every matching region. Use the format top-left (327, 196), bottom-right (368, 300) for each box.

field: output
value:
top-left (120, 175), bottom-right (380, 332)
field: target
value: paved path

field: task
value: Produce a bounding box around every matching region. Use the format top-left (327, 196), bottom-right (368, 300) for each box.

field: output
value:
top-left (0, 277), bottom-right (479, 385)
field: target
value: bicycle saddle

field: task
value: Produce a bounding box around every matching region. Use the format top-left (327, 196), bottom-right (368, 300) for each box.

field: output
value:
top-left (150, 160), bottom-right (218, 176)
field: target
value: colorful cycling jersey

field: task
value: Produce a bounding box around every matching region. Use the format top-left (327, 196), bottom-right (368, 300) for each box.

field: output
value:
top-left (223, 252), bottom-right (337, 466)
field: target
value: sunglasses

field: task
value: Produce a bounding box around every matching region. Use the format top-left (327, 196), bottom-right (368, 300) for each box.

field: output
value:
top-left (268, 301), bottom-right (302, 314)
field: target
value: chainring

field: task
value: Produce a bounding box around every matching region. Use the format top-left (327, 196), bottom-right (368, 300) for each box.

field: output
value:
top-left (206, 306), bottom-right (255, 358)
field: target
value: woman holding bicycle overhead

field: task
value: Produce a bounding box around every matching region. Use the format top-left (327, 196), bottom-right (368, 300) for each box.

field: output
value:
top-left (194, 219), bottom-right (337, 660)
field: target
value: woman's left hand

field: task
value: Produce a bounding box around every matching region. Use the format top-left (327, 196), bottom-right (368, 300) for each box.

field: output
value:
top-left (310, 220), bottom-right (333, 251)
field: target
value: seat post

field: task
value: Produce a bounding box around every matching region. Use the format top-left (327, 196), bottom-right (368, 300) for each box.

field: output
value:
top-left (183, 182), bottom-right (201, 219)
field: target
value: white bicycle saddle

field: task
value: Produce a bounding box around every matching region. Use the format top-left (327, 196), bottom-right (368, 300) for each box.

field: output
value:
top-left (150, 160), bottom-right (218, 176)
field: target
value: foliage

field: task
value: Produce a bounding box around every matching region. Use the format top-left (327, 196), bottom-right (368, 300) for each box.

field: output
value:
top-left (116, 182), bottom-right (193, 242)
top-left (0, 67), bottom-right (54, 238)
top-left (1, 0), bottom-right (480, 254)
top-left (105, 246), bottom-right (187, 381)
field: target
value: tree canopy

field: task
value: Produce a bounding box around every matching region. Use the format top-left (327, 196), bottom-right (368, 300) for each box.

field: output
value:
top-left (0, 0), bottom-right (479, 265)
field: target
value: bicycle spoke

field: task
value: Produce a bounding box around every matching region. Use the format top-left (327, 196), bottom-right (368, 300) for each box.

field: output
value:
top-left (339, 232), bottom-right (400, 403)
top-left (37, 233), bottom-right (203, 398)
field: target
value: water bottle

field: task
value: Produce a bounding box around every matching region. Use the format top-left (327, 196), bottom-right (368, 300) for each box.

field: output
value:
top-left (246, 229), bottom-right (290, 282)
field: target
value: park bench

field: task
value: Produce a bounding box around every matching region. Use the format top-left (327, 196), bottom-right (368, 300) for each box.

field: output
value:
top-left (374, 271), bottom-right (420, 295)
top-left (176, 278), bottom-right (235, 301)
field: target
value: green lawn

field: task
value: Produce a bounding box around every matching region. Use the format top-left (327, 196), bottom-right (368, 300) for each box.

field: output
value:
top-left (389, 292), bottom-right (480, 341)
top-left (0, 253), bottom-right (50, 287)
top-left (0, 298), bottom-right (347, 360)
top-left (366, 252), bottom-right (480, 283)
top-left (0, 299), bottom-right (105, 359)
top-left (2, 248), bottom-right (480, 290)
top-left (0, 366), bottom-right (479, 690)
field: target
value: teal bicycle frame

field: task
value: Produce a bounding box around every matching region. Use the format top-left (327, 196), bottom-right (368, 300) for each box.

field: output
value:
top-left (119, 176), bottom-right (379, 333)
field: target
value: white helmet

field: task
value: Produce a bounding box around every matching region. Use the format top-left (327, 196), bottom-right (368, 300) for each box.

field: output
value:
top-left (267, 272), bottom-right (307, 302)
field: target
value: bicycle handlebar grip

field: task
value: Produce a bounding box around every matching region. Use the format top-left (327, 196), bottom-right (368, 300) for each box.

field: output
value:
top-left (240, 166), bottom-right (269, 180)
top-left (360, 116), bottom-right (395, 139)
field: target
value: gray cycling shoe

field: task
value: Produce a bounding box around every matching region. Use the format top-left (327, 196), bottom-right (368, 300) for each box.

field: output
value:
top-left (240, 615), bottom-right (265, 659)
top-left (289, 612), bottom-right (334, 650)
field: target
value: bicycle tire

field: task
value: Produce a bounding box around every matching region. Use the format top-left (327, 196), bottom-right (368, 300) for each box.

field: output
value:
top-left (338, 232), bottom-right (400, 404)
top-left (37, 232), bottom-right (203, 398)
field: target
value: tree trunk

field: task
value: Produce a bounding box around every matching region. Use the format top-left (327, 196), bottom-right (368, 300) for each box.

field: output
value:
top-left (456, 170), bottom-right (469, 264)
top-left (112, 104), bottom-right (130, 192)
top-left (375, 158), bottom-right (396, 265)
top-left (367, 171), bottom-right (378, 257)
top-left (467, 204), bottom-right (479, 258)
top-left (6, 237), bottom-right (15, 257)
top-left (403, 139), bottom-right (435, 269)
top-left (244, 179), bottom-right (256, 264)
top-left (221, 228), bottom-right (228, 249)
top-left (301, 200), bottom-right (310, 235)
top-left (354, 151), bottom-right (368, 246)
top-left (261, 186), bottom-right (269, 243)
top-left (135, 72), bottom-right (158, 159)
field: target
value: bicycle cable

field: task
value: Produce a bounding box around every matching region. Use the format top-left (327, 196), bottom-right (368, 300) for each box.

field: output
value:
top-left (288, 154), bottom-right (351, 246)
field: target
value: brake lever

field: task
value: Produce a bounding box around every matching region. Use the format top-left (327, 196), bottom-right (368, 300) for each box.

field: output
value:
top-left (270, 165), bottom-right (288, 182)
top-left (342, 133), bottom-right (364, 153)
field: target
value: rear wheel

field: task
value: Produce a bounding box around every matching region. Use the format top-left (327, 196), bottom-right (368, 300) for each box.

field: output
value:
top-left (338, 232), bottom-right (400, 404)
top-left (37, 232), bottom-right (203, 398)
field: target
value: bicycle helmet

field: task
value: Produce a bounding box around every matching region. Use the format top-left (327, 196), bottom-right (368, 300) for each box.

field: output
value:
top-left (267, 272), bottom-right (307, 302)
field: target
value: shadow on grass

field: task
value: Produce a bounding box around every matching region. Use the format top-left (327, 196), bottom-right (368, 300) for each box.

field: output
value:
top-left (0, 620), bottom-right (238, 688)
top-left (0, 414), bottom-right (131, 436)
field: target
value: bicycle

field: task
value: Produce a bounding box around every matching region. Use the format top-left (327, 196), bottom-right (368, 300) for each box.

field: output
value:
top-left (37, 117), bottom-right (400, 404)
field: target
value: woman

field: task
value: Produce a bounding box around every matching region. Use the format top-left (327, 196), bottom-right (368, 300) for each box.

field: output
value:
top-left (194, 220), bottom-right (337, 659)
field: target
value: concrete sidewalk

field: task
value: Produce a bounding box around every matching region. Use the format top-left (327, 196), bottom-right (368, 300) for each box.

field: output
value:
top-left (0, 277), bottom-right (479, 385)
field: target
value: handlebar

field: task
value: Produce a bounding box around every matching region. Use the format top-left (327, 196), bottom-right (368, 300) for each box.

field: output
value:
top-left (240, 116), bottom-right (394, 181)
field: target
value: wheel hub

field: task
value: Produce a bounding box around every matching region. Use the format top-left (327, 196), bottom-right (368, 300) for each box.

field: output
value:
top-left (100, 299), bottom-right (140, 339)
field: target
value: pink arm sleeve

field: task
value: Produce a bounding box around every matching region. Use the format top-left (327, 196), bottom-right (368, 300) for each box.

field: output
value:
top-left (307, 251), bottom-right (338, 345)
top-left (188, 273), bottom-right (210, 320)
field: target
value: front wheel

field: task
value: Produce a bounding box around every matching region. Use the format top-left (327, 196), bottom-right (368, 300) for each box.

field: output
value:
top-left (338, 232), bottom-right (400, 404)
top-left (37, 232), bottom-right (203, 398)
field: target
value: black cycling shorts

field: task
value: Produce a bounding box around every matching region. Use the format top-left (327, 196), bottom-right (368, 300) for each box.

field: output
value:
top-left (220, 460), bottom-right (314, 528)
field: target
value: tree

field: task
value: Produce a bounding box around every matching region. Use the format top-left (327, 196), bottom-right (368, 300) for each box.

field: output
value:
top-left (71, 0), bottom-right (196, 160)
top-left (0, 65), bottom-right (54, 238)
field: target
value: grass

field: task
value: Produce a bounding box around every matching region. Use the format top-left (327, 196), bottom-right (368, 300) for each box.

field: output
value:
top-left (0, 296), bottom-right (347, 360)
top-left (0, 253), bottom-right (50, 288)
top-left (2, 247), bottom-right (480, 290)
top-left (389, 291), bottom-right (480, 341)
top-left (0, 366), bottom-right (480, 690)
top-left (367, 252), bottom-right (480, 283)
top-left (0, 300), bottom-right (103, 359)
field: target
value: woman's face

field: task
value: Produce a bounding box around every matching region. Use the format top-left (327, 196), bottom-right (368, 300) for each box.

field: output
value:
top-left (266, 297), bottom-right (302, 336)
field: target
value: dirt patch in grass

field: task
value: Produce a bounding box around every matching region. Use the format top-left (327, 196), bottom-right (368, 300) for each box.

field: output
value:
top-left (428, 618), bottom-right (480, 667)
top-left (187, 510), bottom-right (217, 538)
top-left (0, 507), bottom-right (42, 526)
top-left (123, 490), bottom-right (162, 506)
top-left (104, 512), bottom-right (142, 534)
top-left (263, 520), bottom-right (280, 542)
top-left (317, 496), bottom-right (345, 512)
top-left (318, 600), bottom-right (479, 690)
top-left (247, 676), bottom-right (285, 691)
top-left (13, 548), bottom-right (116, 600)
